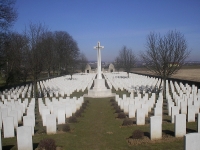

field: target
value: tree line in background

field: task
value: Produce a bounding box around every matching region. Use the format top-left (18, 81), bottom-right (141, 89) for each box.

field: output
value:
top-left (0, 23), bottom-right (88, 85)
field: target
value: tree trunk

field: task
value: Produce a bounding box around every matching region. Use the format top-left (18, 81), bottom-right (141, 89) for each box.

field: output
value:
top-left (33, 78), bottom-right (37, 98)
top-left (163, 77), bottom-right (166, 100)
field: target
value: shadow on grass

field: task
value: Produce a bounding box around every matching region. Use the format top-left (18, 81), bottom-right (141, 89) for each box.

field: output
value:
top-left (186, 128), bottom-right (196, 133)
top-left (2, 145), bottom-right (15, 150)
top-left (33, 143), bottom-right (39, 149)
top-left (163, 112), bottom-right (168, 115)
top-left (163, 118), bottom-right (171, 123)
top-left (144, 132), bottom-right (150, 138)
top-left (162, 130), bottom-right (174, 136)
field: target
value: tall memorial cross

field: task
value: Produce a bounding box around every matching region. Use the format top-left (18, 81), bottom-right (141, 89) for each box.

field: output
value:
top-left (94, 41), bottom-right (104, 79)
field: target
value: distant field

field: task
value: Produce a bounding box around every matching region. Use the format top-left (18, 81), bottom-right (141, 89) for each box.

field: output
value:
top-left (132, 66), bottom-right (200, 82)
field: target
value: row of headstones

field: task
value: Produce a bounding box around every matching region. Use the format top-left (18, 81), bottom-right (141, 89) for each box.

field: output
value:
top-left (150, 113), bottom-right (200, 150)
top-left (39, 97), bottom-right (84, 132)
top-left (38, 73), bottom-right (96, 97)
top-left (0, 84), bottom-right (33, 101)
top-left (104, 72), bottom-right (161, 93)
top-left (116, 92), bottom-right (164, 125)
top-left (1, 115), bottom-right (200, 150)
top-left (0, 98), bottom-right (35, 138)
top-left (165, 80), bottom-right (200, 123)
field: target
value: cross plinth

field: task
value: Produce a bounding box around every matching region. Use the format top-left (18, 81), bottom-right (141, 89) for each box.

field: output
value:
top-left (94, 41), bottom-right (104, 79)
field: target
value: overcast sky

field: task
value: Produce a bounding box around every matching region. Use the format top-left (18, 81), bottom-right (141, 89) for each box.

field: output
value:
top-left (13, 0), bottom-right (200, 62)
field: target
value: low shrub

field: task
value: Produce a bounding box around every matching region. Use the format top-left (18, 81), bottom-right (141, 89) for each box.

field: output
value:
top-left (110, 99), bottom-right (115, 102)
top-left (117, 112), bottom-right (126, 118)
top-left (62, 124), bottom-right (70, 132)
top-left (132, 130), bottom-right (144, 139)
top-left (68, 116), bottom-right (77, 123)
top-left (115, 107), bottom-right (122, 113)
top-left (38, 138), bottom-right (56, 150)
top-left (75, 110), bottom-right (82, 117)
top-left (122, 118), bottom-right (133, 126)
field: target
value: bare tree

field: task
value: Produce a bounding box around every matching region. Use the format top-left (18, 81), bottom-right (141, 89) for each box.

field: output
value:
top-left (39, 31), bottom-right (54, 78)
top-left (0, 0), bottom-right (17, 31)
top-left (117, 46), bottom-right (136, 77)
top-left (2, 32), bottom-right (28, 85)
top-left (78, 52), bottom-right (88, 73)
top-left (113, 56), bottom-right (121, 72)
top-left (24, 23), bottom-right (48, 98)
top-left (140, 30), bottom-right (190, 98)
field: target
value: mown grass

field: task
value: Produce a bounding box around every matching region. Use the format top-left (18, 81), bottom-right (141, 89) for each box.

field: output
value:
top-left (1, 91), bottom-right (198, 150)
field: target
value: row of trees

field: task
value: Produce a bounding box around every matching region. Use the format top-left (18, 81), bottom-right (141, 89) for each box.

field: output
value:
top-left (114, 30), bottom-right (190, 98)
top-left (1, 23), bottom-right (88, 86)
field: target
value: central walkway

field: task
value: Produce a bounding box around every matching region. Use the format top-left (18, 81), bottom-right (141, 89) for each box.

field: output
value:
top-left (63, 97), bottom-right (134, 150)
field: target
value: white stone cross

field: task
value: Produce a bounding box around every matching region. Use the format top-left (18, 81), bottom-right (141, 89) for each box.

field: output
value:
top-left (94, 41), bottom-right (104, 79)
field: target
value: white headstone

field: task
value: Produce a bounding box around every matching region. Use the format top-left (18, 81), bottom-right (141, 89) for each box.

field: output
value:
top-left (198, 113), bottom-right (200, 133)
top-left (188, 105), bottom-right (195, 122)
top-left (175, 114), bottom-right (186, 137)
top-left (46, 114), bottom-right (56, 134)
top-left (9, 110), bottom-right (18, 128)
top-left (136, 108), bottom-right (145, 125)
top-left (23, 116), bottom-right (34, 135)
top-left (42, 109), bottom-right (50, 126)
top-left (3, 116), bottom-right (14, 138)
top-left (57, 109), bottom-right (65, 124)
top-left (128, 104), bottom-right (135, 118)
top-left (180, 101), bottom-right (187, 114)
top-left (150, 116), bottom-right (162, 140)
top-left (17, 126), bottom-right (32, 150)
top-left (185, 133), bottom-right (200, 150)
top-left (171, 106), bottom-right (179, 123)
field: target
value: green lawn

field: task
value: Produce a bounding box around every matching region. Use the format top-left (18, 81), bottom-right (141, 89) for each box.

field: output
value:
top-left (1, 91), bottom-right (197, 150)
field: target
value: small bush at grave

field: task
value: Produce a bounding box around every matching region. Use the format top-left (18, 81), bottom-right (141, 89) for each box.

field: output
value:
top-left (110, 99), bottom-right (115, 102)
top-left (132, 130), bottom-right (144, 139)
top-left (75, 110), bottom-right (82, 117)
top-left (38, 138), bottom-right (56, 150)
top-left (122, 118), bottom-right (133, 126)
top-left (117, 112), bottom-right (126, 118)
top-left (69, 116), bottom-right (77, 123)
top-left (62, 124), bottom-right (70, 132)
top-left (115, 107), bottom-right (122, 113)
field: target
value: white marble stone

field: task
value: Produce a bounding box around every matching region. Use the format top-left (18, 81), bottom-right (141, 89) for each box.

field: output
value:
top-left (154, 107), bottom-right (162, 117)
top-left (185, 133), bottom-right (200, 150)
top-left (57, 109), bottom-right (65, 124)
top-left (188, 105), bottom-right (195, 122)
top-left (23, 116), bottom-right (34, 135)
top-left (175, 114), bottom-right (186, 137)
top-left (171, 106), bottom-right (179, 123)
top-left (46, 114), bottom-right (56, 134)
top-left (128, 104), bottom-right (136, 118)
top-left (150, 116), bottom-right (162, 140)
top-left (0, 112), bottom-right (2, 129)
top-left (123, 101), bottom-right (129, 114)
top-left (142, 104), bottom-right (149, 117)
top-left (180, 101), bottom-right (187, 114)
top-left (0, 128), bottom-right (2, 150)
top-left (17, 126), bottom-right (32, 150)
top-left (9, 110), bottom-right (18, 128)
top-left (3, 116), bottom-right (14, 138)
top-left (42, 109), bottom-right (50, 126)
top-left (198, 113), bottom-right (200, 133)
top-left (136, 108), bottom-right (145, 125)
top-left (65, 106), bottom-right (72, 118)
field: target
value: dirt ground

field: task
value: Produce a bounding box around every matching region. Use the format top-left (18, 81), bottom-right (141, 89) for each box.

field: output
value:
top-left (132, 67), bottom-right (200, 82)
